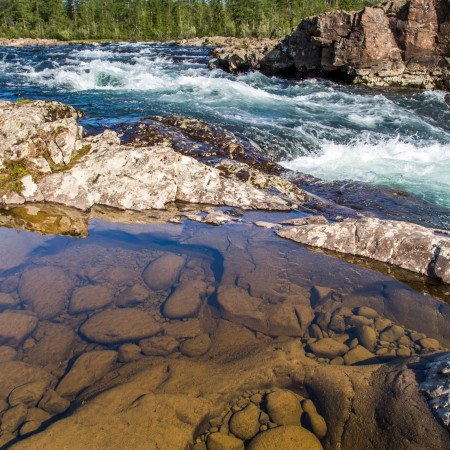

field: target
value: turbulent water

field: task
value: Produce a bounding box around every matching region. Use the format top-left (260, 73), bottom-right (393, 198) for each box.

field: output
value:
top-left (1, 42), bottom-right (449, 212)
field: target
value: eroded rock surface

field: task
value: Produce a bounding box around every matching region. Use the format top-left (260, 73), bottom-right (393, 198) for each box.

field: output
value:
top-left (277, 217), bottom-right (450, 283)
top-left (214, 0), bottom-right (450, 89)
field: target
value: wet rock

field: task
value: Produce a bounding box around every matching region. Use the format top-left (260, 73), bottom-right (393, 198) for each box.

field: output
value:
top-left (309, 324), bottom-right (323, 340)
top-left (1, 403), bottom-right (28, 433)
top-left (162, 280), bottom-right (207, 319)
top-left (379, 325), bottom-right (405, 343)
top-left (356, 307), bottom-right (378, 319)
top-left (118, 343), bottom-right (142, 362)
top-left (56, 350), bottom-right (118, 399)
top-left (247, 425), bottom-right (323, 449)
top-left (304, 412), bottom-right (327, 440)
top-left (346, 315), bottom-right (373, 328)
top-left (69, 284), bottom-right (114, 314)
top-left (396, 348), bottom-right (411, 357)
top-left (216, 285), bottom-right (306, 337)
top-left (142, 254), bottom-right (186, 291)
top-left (420, 352), bottom-right (450, 429)
top-left (0, 292), bottom-right (18, 308)
top-left (19, 407), bottom-right (51, 435)
top-left (280, 216), bottom-right (328, 226)
top-left (8, 380), bottom-right (48, 408)
top-left (0, 311), bottom-right (37, 347)
top-left (375, 317), bottom-right (393, 333)
top-left (207, 432), bottom-right (244, 450)
top-left (18, 266), bottom-right (74, 319)
top-left (229, 403), bottom-right (261, 440)
top-left (419, 338), bottom-right (441, 351)
top-left (27, 322), bottom-right (75, 369)
top-left (180, 334), bottom-right (211, 357)
top-left (163, 319), bottom-right (202, 339)
top-left (79, 308), bottom-right (162, 344)
top-left (309, 338), bottom-right (349, 359)
top-left (343, 346), bottom-right (377, 365)
top-left (114, 284), bottom-right (149, 307)
top-left (329, 314), bottom-right (346, 333)
top-left (301, 400), bottom-right (317, 415)
top-left (277, 218), bottom-right (450, 283)
top-left (355, 326), bottom-right (377, 352)
top-left (0, 361), bottom-right (55, 399)
top-left (38, 389), bottom-right (70, 415)
top-left (266, 390), bottom-right (302, 426)
top-left (139, 336), bottom-right (179, 357)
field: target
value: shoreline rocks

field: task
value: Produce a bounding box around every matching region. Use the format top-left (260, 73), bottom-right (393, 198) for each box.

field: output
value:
top-left (277, 217), bottom-right (450, 283)
top-left (210, 0), bottom-right (450, 90)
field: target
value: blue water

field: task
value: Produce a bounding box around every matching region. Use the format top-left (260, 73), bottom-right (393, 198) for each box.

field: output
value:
top-left (1, 42), bottom-right (449, 211)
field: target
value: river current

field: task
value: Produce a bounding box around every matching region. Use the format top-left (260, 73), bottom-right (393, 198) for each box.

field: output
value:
top-left (1, 42), bottom-right (449, 219)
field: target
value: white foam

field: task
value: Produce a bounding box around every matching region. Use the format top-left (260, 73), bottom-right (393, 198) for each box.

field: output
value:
top-left (283, 136), bottom-right (450, 206)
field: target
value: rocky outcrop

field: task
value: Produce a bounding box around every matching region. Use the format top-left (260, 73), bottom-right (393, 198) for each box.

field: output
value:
top-left (277, 217), bottom-right (450, 283)
top-left (216, 0), bottom-right (450, 89)
top-left (0, 101), bottom-right (296, 212)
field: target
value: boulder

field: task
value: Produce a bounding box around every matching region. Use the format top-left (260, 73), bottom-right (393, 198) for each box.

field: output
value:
top-left (38, 389), bottom-right (70, 415)
top-left (266, 390), bottom-right (302, 426)
top-left (162, 280), bottom-right (207, 319)
top-left (0, 311), bottom-right (37, 346)
top-left (19, 408), bottom-right (52, 436)
top-left (309, 338), bottom-right (349, 359)
top-left (180, 334), bottom-right (211, 357)
top-left (139, 336), bottom-right (179, 357)
top-left (207, 432), bottom-right (244, 450)
top-left (258, 0), bottom-right (449, 89)
top-left (1, 403), bottom-right (28, 433)
top-left (343, 346), bottom-right (377, 365)
top-left (69, 284), bottom-right (114, 314)
top-left (277, 217), bottom-right (450, 283)
top-left (8, 380), bottom-right (48, 408)
top-left (26, 322), bottom-right (75, 368)
top-left (118, 343), bottom-right (142, 362)
top-left (79, 308), bottom-right (162, 344)
top-left (229, 403), bottom-right (261, 440)
top-left (56, 350), bottom-right (118, 399)
top-left (304, 412), bottom-right (327, 440)
top-left (114, 284), bottom-right (149, 307)
top-left (18, 266), bottom-right (74, 319)
top-left (247, 425), bottom-right (323, 450)
top-left (354, 326), bottom-right (378, 352)
top-left (0, 361), bottom-right (55, 399)
top-left (142, 254), bottom-right (186, 291)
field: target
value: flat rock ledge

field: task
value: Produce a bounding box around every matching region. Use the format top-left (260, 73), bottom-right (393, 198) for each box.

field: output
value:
top-left (277, 217), bottom-right (450, 283)
top-left (0, 100), bottom-right (290, 212)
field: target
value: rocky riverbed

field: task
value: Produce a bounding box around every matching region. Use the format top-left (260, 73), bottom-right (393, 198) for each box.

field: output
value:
top-left (0, 100), bottom-right (449, 448)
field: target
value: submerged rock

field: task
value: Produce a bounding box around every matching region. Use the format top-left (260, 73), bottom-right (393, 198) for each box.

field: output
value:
top-left (142, 254), bottom-right (186, 291)
top-left (18, 266), bottom-right (74, 319)
top-left (162, 280), bottom-right (207, 319)
top-left (0, 311), bottom-right (37, 346)
top-left (69, 284), bottom-right (114, 314)
top-left (277, 217), bottom-right (450, 283)
top-left (56, 350), bottom-right (118, 399)
top-left (79, 309), bottom-right (162, 344)
top-left (247, 425), bottom-right (323, 449)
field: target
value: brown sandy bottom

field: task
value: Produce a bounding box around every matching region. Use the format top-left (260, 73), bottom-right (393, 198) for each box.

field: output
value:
top-left (0, 207), bottom-right (449, 449)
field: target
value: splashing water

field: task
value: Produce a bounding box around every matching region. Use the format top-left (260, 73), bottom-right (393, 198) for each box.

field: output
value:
top-left (0, 42), bottom-right (449, 211)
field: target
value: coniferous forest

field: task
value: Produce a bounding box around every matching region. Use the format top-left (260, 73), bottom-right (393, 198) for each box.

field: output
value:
top-left (0, 0), bottom-right (379, 41)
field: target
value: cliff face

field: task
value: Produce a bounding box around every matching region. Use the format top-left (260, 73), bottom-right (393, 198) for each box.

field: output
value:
top-left (257, 0), bottom-right (449, 89)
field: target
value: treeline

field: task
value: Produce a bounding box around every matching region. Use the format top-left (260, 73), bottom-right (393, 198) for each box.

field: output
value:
top-left (0, 0), bottom-right (379, 41)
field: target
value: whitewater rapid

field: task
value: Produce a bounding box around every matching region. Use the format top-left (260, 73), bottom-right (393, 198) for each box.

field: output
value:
top-left (1, 42), bottom-right (449, 209)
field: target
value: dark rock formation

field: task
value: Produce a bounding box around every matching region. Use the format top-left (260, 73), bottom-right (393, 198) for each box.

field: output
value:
top-left (217, 0), bottom-right (450, 89)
